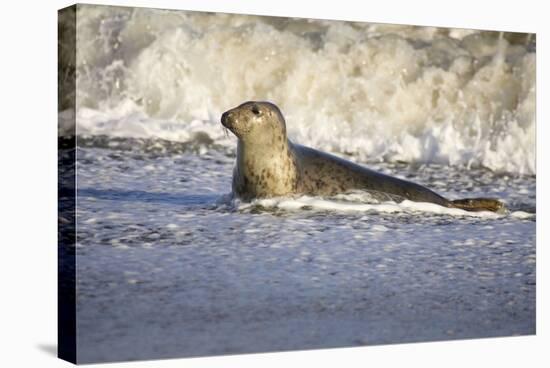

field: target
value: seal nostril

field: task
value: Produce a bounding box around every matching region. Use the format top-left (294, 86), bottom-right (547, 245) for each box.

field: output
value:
top-left (221, 111), bottom-right (230, 126)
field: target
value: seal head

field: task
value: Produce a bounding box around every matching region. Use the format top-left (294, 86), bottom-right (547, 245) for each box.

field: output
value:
top-left (221, 101), bottom-right (286, 143)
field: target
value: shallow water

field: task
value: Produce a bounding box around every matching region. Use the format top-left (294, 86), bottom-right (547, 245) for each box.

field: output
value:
top-left (73, 141), bottom-right (535, 363)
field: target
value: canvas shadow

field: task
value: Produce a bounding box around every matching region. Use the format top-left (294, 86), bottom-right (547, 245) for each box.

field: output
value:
top-left (37, 343), bottom-right (57, 357)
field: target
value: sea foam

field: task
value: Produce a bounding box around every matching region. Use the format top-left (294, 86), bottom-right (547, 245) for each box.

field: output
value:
top-left (237, 194), bottom-right (534, 219)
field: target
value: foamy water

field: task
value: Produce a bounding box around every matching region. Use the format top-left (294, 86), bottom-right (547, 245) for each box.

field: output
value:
top-left (70, 145), bottom-right (535, 363)
top-left (60, 6), bottom-right (536, 175)
top-left (239, 196), bottom-right (504, 218)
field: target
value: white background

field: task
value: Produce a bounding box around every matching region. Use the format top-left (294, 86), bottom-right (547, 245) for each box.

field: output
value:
top-left (0, 0), bottom-right (546, 367)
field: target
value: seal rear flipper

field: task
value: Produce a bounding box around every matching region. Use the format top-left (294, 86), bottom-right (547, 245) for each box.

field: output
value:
top-left (451, 198), bottom-right (506, 213)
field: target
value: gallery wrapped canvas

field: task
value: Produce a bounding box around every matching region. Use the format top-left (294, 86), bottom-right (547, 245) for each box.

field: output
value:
top-left (58, 3), bottom-right (536, 364)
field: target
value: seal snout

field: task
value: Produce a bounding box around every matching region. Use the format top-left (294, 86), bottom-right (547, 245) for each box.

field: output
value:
top-left (221, 110), bottom-right (232, 128)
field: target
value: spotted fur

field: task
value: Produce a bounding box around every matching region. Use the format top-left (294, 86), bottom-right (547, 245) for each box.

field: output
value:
top-left (221, 101), bottom-right (504, 212)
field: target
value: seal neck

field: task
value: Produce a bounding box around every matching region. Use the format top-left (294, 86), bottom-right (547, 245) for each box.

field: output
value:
top-left (237, 138), bottom-right (293, 168)
top-left (235, 138), bottom-right (298, 197)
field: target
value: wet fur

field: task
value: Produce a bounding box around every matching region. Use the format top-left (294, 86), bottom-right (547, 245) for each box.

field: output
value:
top-left (221, 101), bottom-right (504, 212)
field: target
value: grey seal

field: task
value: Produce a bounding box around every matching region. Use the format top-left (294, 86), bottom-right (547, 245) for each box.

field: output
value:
top-left (221, 101), bottom-right (504, 212)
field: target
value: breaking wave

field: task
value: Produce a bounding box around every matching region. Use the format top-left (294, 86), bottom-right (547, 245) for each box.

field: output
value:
top-left (59, 5), bottom-right (536, 175)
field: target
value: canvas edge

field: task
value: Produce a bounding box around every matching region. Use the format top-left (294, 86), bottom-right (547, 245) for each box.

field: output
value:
top-left (58, 3), bottom-right (77, 365)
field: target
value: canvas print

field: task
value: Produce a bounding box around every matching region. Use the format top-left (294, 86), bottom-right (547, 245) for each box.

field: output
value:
top-left (58, 4), bottom-right (536, 364)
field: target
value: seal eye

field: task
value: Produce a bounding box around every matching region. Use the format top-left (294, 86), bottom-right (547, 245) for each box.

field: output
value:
top-left (251, 105), bottom-right (261, 115)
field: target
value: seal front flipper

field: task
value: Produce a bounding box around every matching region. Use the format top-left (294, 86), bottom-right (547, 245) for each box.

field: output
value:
top-left (450, 198), bottom-right (506, 213)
